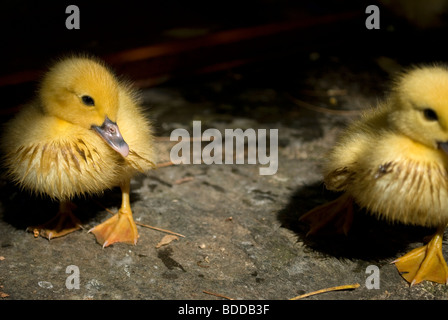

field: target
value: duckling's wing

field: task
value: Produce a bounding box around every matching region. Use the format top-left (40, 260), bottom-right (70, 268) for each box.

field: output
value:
top-left (116, 85), bottom-right (156, 175)
top-left (322, 106), bottom-right (390, 192)
top-left (324, 166), bottom-right (356, 192)
top-left (322, 130), bottom-right (370, 192)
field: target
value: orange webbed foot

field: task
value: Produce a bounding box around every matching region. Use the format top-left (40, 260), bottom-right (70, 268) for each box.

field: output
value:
top-left (89, 208), bottom-right (138, 248)
top-left (27, 201), bottom-right (82, 240)
top-left (392, 226), bottom-right (448, 286)
top-left (88, 179), bottom-right (139, 248)
top-left (299, 193), bottom-right (354, 236)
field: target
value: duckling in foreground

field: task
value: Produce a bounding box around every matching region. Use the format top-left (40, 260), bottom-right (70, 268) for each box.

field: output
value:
top-left (1, 56), bottom-right (156, 247)
top-left (300, 65), bottom-right (448, 286)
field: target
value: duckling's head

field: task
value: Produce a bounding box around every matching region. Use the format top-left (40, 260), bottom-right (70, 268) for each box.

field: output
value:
top-left (389, 65), bottom-right (448, 153)
top-left (39, 57), bottom-right (129, 157)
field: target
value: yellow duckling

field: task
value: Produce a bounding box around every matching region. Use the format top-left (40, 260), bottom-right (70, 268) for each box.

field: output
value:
top-left (300, 65), bottom-right (448, 286)
top-left (1, 56), bottom-right (156, 247)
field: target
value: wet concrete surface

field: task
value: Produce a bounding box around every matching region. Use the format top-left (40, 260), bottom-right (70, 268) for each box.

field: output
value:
top-left (2, 53), bottom-right (448, 301)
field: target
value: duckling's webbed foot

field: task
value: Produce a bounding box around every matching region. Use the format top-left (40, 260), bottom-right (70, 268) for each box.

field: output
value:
top-left (89, 180), bottom-right (138, 247)
top-left (89, 208), bottom-right (138, 248)
top-left (299, 193), bottom-right (354, 236)
top-left (27, 201), bottom-right (82, 240)
top-left (392, 225), bottom-right (448, 286)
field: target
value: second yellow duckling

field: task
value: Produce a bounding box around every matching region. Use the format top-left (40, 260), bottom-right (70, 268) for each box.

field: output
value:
top-left (301, 65), bottom-right (448, 286)
top-left (1, 56), bottom-right (156, 247)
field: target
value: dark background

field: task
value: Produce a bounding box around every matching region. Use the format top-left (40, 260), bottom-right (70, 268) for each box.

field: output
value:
top-left (1, 0), bottom-right (448, 116)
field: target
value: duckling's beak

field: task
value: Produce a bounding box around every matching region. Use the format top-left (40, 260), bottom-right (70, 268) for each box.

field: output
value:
top-left (92, 117), bottom-right (129, 157)
top-left (438, 141), bottom-right (448, 156)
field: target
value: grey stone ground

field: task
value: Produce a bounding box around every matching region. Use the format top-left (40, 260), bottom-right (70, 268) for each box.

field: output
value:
top-left (1, 53), bottom-right (448, 300)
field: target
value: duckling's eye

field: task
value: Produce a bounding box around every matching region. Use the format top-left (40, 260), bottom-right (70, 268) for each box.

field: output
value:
top-left (81, 95), bottom-right (95, 106)
top-left (423, 108), bottom-right (438, 121)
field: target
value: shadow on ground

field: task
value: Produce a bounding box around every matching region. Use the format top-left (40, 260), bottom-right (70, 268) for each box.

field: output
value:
top-left (277, 182), bottom-right (434, 262)
top-left (0, 179), bottom-right (135, 234)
